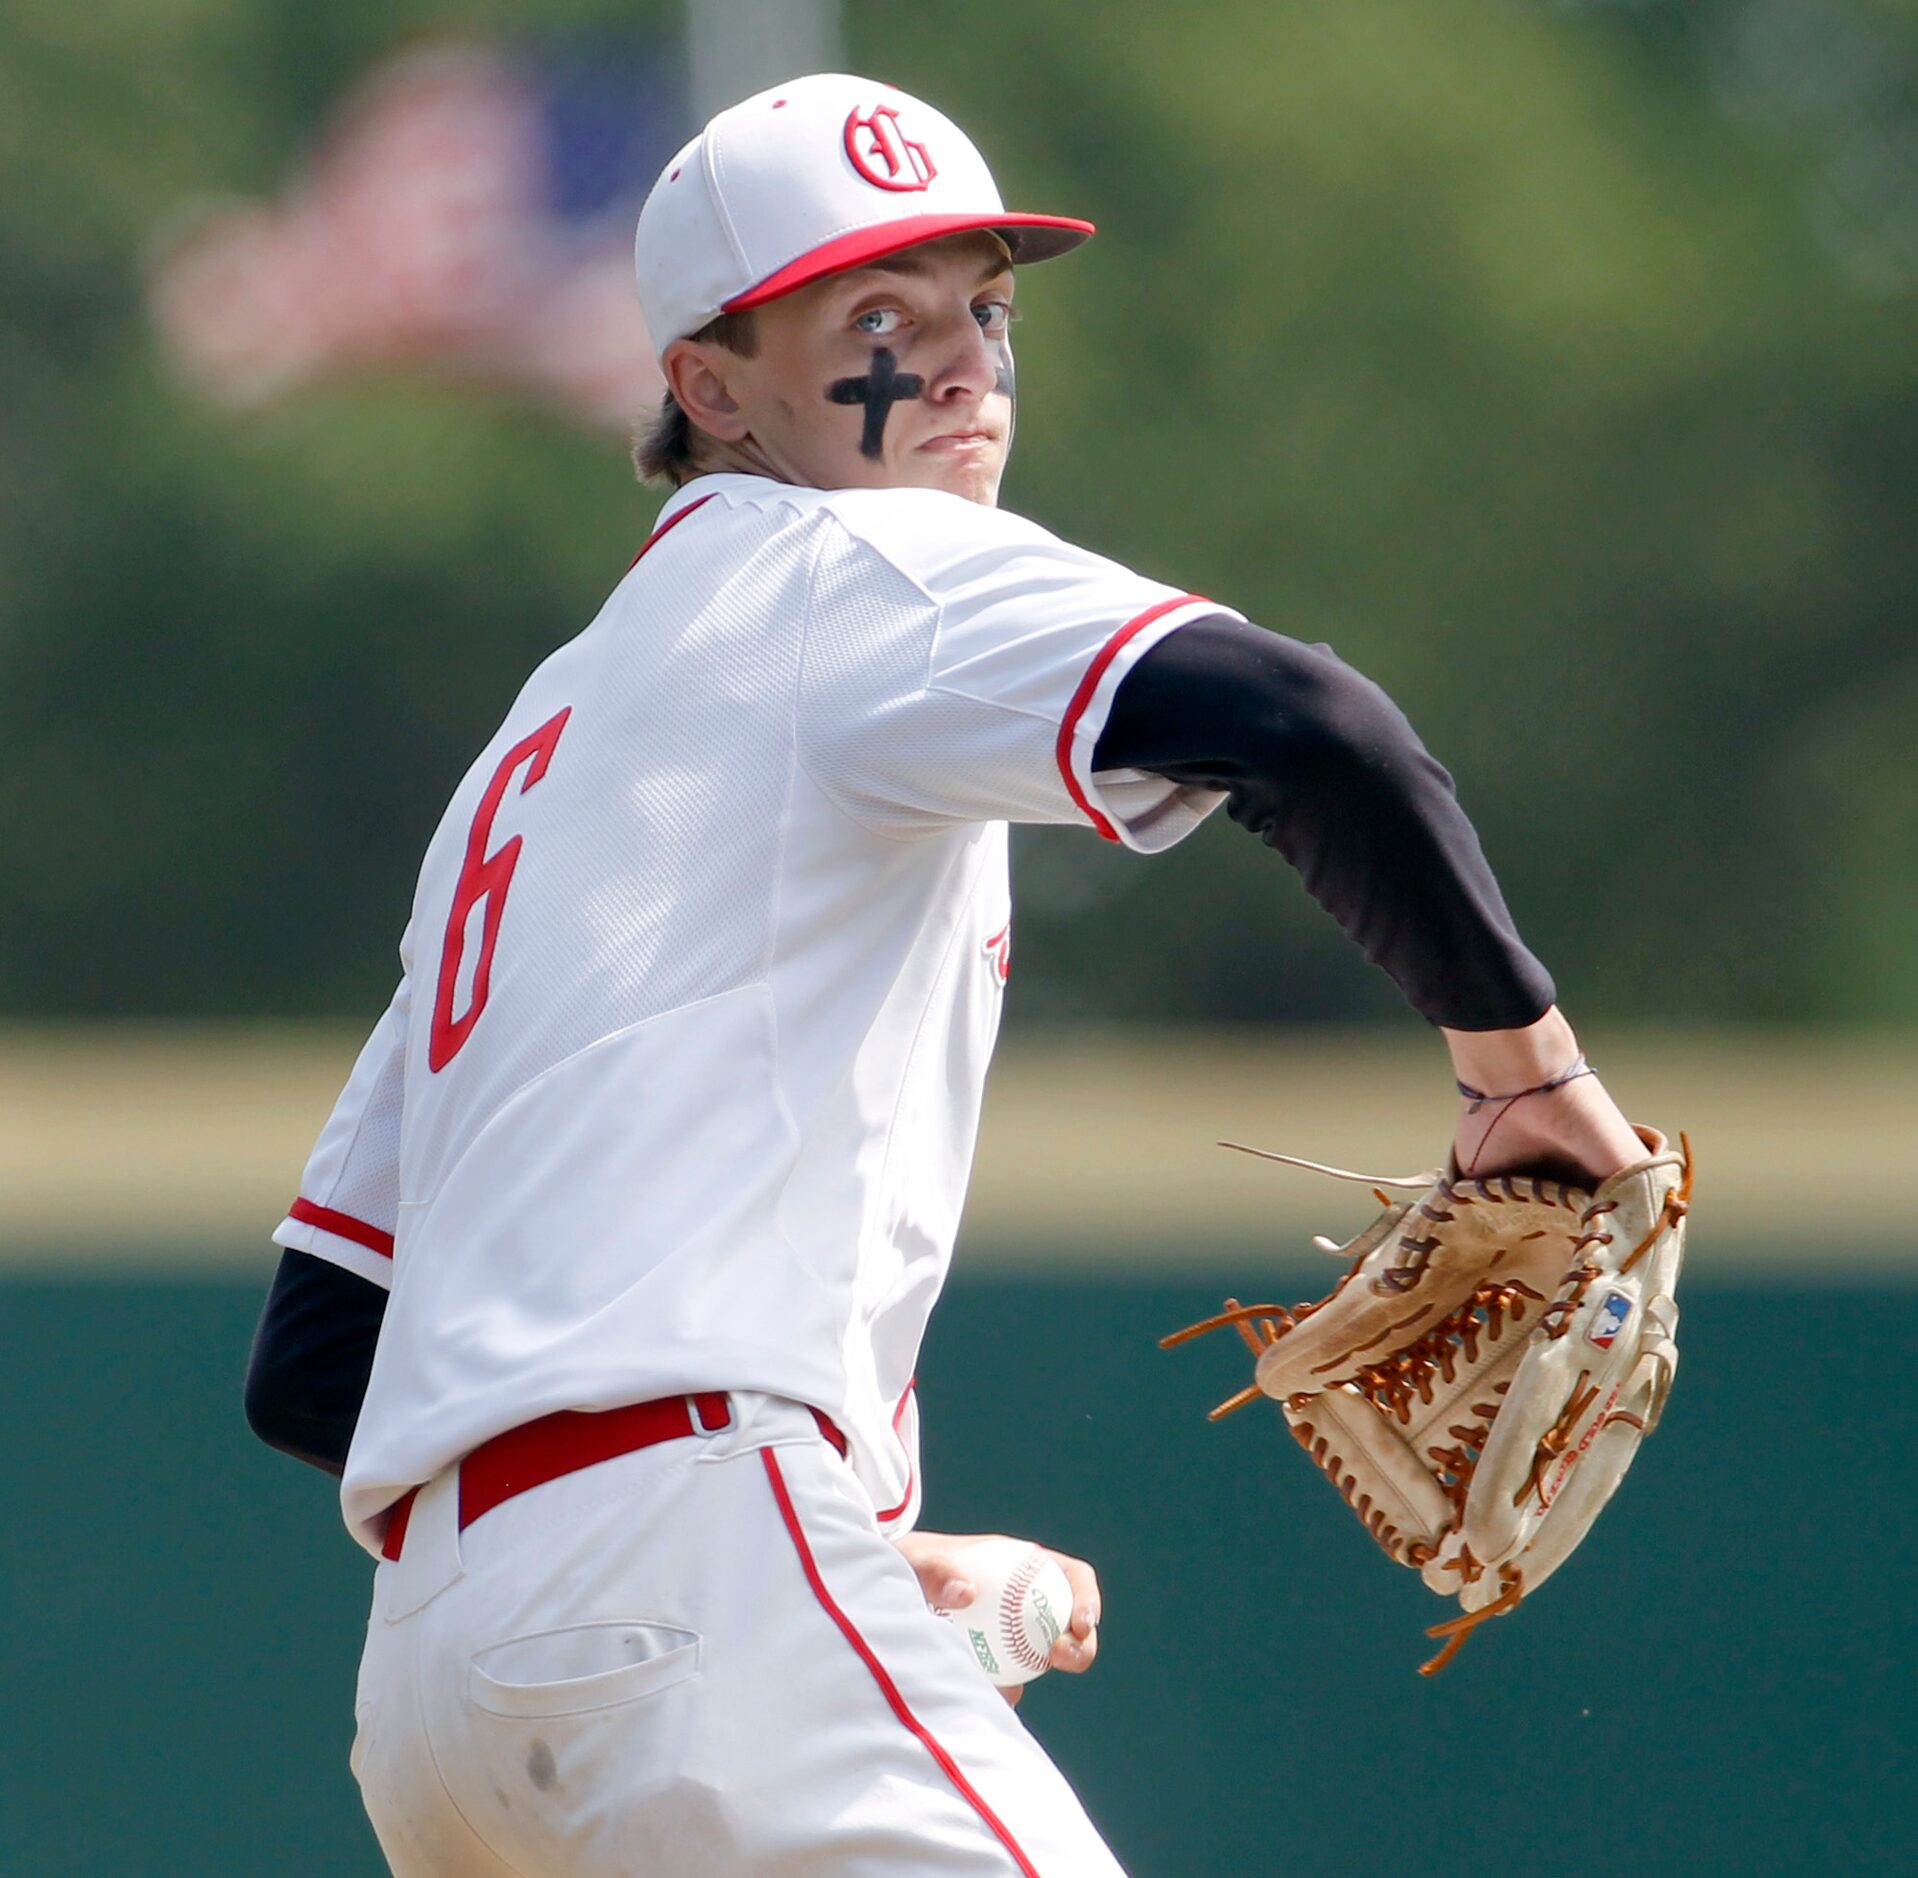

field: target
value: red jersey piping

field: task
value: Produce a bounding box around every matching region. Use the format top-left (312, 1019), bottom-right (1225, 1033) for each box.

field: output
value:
top-left (1054, 594), bottom-right (1208, 841)
top-left (287, 1197), bottom-right (394, 1259)
top-left (626, 491), bottom-right (716, 571)
top-left (760, 1448), bottom-right (1043, 1877)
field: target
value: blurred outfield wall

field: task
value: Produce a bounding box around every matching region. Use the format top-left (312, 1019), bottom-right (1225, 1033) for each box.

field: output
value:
top-left (2, 1272), bottom-right (1912, 1877)
top-left (5, 1019), bottom-right (1909, 1872)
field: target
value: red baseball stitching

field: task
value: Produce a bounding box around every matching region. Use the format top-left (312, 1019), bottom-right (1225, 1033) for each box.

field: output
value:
top-left (999, 1554), bottom-right (1051, 1674)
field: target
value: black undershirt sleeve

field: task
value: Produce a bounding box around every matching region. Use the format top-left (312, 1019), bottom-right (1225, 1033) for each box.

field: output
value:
top-left (244, 1248), bottom-right (387, 1477)
top-left (1092, 615), bottom-right (1554, 1031)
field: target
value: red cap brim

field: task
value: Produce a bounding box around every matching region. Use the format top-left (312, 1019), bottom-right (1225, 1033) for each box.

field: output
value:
top-left (723, 212), bottom-right (1095, 312)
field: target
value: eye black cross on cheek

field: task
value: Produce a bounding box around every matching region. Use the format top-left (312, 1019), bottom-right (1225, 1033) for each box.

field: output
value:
top-left (826, 347), bottom-right (926, 459)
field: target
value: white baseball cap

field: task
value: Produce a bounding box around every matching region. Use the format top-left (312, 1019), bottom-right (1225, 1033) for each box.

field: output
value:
top-left (634, 73), bottom-right (1094, 355)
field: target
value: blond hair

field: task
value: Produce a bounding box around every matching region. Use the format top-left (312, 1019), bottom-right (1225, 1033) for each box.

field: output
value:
top-left (632, 310), bottom-right (759, 488)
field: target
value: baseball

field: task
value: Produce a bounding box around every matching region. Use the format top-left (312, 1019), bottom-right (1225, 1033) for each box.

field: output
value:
top-left (935, 1538), bottom-right (1076, 1688)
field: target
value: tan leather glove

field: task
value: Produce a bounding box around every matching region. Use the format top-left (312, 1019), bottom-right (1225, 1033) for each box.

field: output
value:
top-left (1165, 1131), bottom-right (1692, 1673)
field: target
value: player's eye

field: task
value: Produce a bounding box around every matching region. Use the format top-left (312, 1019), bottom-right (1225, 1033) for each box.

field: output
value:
top-left (853, 306), bottom-right (903, 337)
top-left (972, 299), bottom-right (1012, 337)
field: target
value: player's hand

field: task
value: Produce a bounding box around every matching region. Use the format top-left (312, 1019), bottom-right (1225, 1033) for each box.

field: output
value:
top-left (893, 1530), bottom-right (1101, 1703)
top-left (1452, 1064), bottom-right (1645, 1184)
top-left (1444, 1006), bottom-right (1645, 1184)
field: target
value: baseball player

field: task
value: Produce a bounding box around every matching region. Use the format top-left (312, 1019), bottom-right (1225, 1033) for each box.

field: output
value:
top-left (246, 74), bottom-right (1647, 1876)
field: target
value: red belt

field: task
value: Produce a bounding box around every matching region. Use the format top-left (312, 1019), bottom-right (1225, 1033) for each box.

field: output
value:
top-left (381, 1392), bottom-right (846, 1561)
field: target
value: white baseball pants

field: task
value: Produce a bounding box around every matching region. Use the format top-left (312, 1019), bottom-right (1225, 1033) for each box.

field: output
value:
top-left (350, 1392), bottom-right (1130, 1876)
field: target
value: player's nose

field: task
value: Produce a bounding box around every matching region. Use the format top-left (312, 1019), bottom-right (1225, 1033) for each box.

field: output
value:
top-left (924, 313), bottom-right (997, 406)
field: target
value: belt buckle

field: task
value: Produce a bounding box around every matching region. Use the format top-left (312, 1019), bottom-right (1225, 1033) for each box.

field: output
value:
top-left (686, 1391), bottom-right (733, 1435)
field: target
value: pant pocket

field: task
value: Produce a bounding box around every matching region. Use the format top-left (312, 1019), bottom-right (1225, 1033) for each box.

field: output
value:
top-left (438, 1621), bottom-right (707, 1874)
top-left (468, 1619), bottom-right (701, 1718)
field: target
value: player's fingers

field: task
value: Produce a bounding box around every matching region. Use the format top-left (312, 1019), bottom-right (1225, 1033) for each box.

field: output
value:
top-left (1000, 1684), bottom-right (1023, 1709)
top-left (1049, 1623), bottom-right (1098, 1674)
top-left (909, 1551), bottom-right (974, 1611)
top-left (1049, 1549), bottom-right (1102, 1647)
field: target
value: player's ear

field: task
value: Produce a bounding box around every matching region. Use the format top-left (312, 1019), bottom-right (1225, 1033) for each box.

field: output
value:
top-left (662, 338), bottom-right (750, 443)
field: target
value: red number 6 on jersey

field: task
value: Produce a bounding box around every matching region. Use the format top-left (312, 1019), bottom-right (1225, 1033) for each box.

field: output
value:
top-left (428, 706), bottom-right (572, 1072)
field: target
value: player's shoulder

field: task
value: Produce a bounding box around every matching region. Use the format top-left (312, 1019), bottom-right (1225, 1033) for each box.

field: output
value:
top-left (679, 474), bottom-right (1139, 607)
top-left (817, 484), bottom-right (1075, 560)
top-left (809, 485), bottom-right (1120, 600)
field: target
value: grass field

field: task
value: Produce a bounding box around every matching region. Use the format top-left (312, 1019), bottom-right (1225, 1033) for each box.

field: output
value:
top-left (3, 1025), bottom-right (1913, 1275)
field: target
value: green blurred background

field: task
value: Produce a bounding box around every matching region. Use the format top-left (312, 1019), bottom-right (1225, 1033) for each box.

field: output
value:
top-left (7, 0), bottom-right (1917, 1027)
top-left (4, 1274), bottom-right (1914, 1877)
top-left (3, 0), bottom-right (1915, 1871)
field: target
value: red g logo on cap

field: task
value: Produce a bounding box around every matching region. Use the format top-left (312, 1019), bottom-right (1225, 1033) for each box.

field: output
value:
top-left (843, 105), bottom-right (937, 192)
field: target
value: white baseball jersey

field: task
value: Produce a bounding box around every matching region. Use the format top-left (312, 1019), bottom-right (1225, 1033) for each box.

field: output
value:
top-left (275, 471), bottom-right (1232, 1553)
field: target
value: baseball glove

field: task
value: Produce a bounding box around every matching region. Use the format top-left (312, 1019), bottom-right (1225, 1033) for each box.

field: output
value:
top-left (1163, 1130), bottom-right (1691, 1674)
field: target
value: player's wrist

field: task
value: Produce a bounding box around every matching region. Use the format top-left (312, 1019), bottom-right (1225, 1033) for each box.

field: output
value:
top-left (1441, 1005), bottom-right (1579, 1093)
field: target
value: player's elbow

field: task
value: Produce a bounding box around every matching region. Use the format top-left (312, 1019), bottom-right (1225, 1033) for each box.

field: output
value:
top-left (244, 1306), bottom-right (351, 1475)
top-left (243, 1332), bottom-right (286, 1444)
top-left (244, 1334), bottom-right (316, 1462)
top-left (244, 1247), bottom-right (383, 1475)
